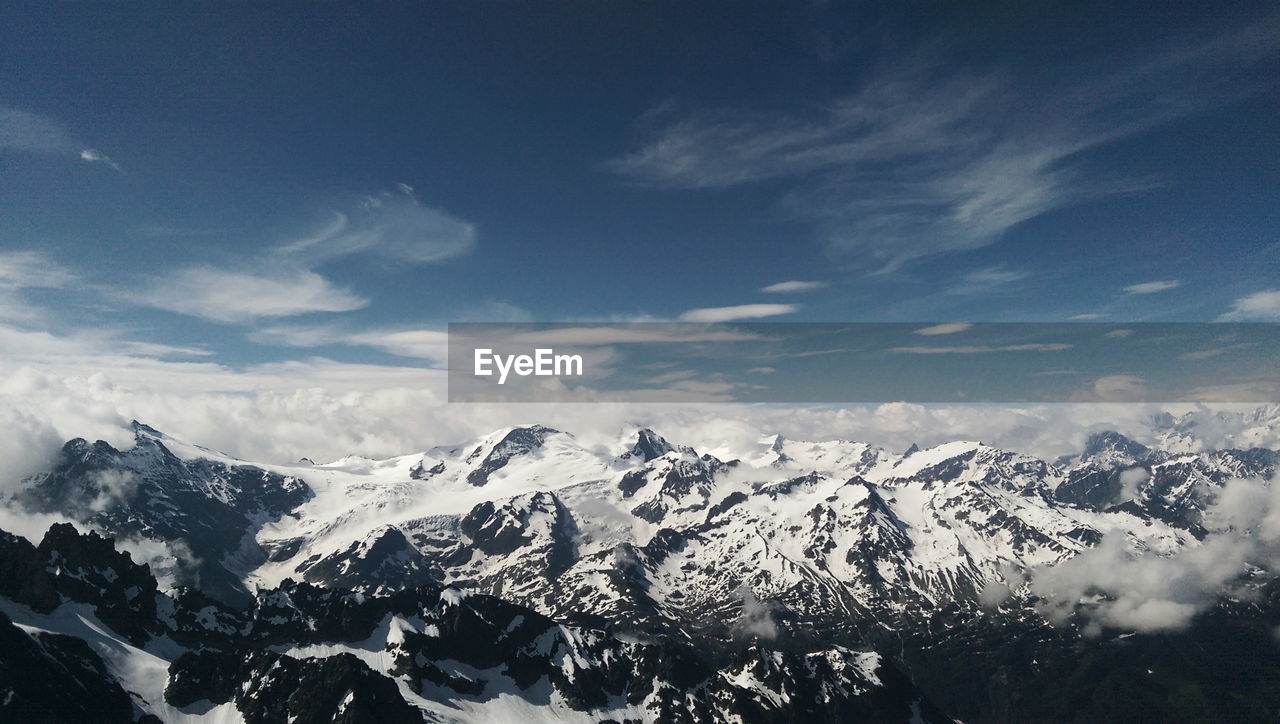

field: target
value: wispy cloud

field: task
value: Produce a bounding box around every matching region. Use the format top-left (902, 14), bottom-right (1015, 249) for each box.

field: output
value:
top-left (1123, 280), bottom-right (1181, 294)
top-left (1178, 343), bottom-right (1256, 361)
top-left (760, 280), bottom-right (827, 294)
top-left (79, 148), bottom-right (122, 172)
top-left (1219, 289), bottom-right (1280, 321)
top-left (0, 251), bottom-right (75, 322)
top-left (1, 106), bottom-right (120, 170)
top-left (609, 17), bottom-right (1279, 270)
top-left (0, 106), bottom-right (78, 155)
top-left (950, 266), bottom-right (1030, 295)
top-left (251, 325), bottom-right (449, 364)
top-left (914, 322), bottom-right (973, 336)
top-left (127, 185), bottom-right (478, 326)
top-left (890, 343), bottom-right (1072, 354)
top-left (679, 303), bottom-right (799, 322)
top-left (279, 185), bottom-right (476, 266)
top-left (137, 268), bottom-right (368, 323)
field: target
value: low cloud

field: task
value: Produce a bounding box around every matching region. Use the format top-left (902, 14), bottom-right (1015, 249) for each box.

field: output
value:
top-left (0, 402), bottom-right (64, 493)
top-left (680, 304), bottom-right (799, 323)
top-left (1117, 466), bottom-right (1150, 502)
top-left (1032, 476), bottom-right (1280, 633)
top-left (732, 587), bottom-right (779, 640)
top-left (87, 469), bottom-right (139, 512)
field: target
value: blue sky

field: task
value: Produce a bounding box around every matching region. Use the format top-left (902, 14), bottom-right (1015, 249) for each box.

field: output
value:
top-left (2, 1), bottom-right (1279, 375)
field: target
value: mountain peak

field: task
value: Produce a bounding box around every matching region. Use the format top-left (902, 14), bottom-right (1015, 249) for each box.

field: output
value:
top-left (130, 420), bottom-right (165, 438)
top-left (621, 428), bottom-right (677, 462)
top-left (1082, 430), bottom-right (1150, 460)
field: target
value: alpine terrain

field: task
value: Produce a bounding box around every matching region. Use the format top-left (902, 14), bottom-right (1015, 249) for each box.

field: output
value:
top-left (5, 409), bottom-right (1280, 722)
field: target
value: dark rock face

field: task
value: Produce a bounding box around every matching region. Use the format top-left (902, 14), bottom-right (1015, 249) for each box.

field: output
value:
top-left (0, 523), bottom-right (944, 723)
top-left (459, 491), bottom-right (575, 566)
top-left (17, 422), bottom-right (312, 605)
top-left (168, 650), bottom-right (422, 724)
top-left (465, 425), bottom-right (558, 486)
top-left (620, 428), bottom-right (677, 462)
top-left (0, 611), bottom-right (136, 724)
top-left (0, 523), bottom-right (162, 645)
top-left (301, 527), bottom-right (439, 591)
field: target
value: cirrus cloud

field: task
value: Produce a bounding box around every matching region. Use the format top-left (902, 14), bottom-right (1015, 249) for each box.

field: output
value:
top-left (760, 280), bottom-right (827, 294)
top-left (1123, 280), bottom-right (1180, 294)
top-left (137, 267), bottom-right (368, 323)
top-left (679, 303), bottom-right (799, 323)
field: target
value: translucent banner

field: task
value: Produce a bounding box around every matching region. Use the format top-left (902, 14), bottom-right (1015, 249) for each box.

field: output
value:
top-left (447, 323), bottom-right (1280, 403)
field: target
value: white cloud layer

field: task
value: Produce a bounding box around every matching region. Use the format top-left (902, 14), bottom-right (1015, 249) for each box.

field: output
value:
top-left (1032, 475), bottom-right (1280, 633)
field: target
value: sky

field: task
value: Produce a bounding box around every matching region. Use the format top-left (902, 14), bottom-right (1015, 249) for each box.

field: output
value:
top-left (1, 2), bottom-right (1279, 461)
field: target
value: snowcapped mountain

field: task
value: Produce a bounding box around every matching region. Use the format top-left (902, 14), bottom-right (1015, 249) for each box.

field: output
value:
top-left (6, 414), bottom-right (1280, 721)
top-left (0, 523), bottom-right (944, 723)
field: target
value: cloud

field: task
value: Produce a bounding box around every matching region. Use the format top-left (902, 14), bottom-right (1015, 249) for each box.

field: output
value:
top-left (498, 325), bottom-right (763, 346)
top-left (1032, 475), bottom-right (1280, 633)
top-left (279, 185), bottom-right (476, 266)
top-left (1178, 343), bottom-right (1256, 361)
top-left (679, 304), bottom-right (799, 322)
top-left (732, 587), bottom-right (779, 640)
top-left (0, 107), bottom-right (120, 171)
top-left (253, 325), bottom-right (449, 364)
top-left (760, 280), bottom-right (827, 293)
top-left (1073, 375), bottom-right (1150, 402)
top-left (1123, 280), bottom-right (1181, 294)
top-left (950, 266), bottom-right (1030, 295)
top-left (79, 148), bottom-right (121, 172)
top-left (890, 343), bottom-right (1071, 354)
top-left (610, 18), bottom-right (1279, 270)
top-left (0, 402), bottom-right (64, 492)
top-left (913, 322), bottom-right (973, 336)
top-left (0, 106), bottom-right (78, 155)
top-left (0, 251), bottom-right (75, 322)
top-left (1117, 466), bottom-right (1150, 501)
top-left (0, 251), bottom-right (74, 290)
top-left (136, 267), bottom-right (368, 323)
top-left (1219, 289), bottom-right (1280, 321)
top-left (1070, 313), bottom-right (1104, 320)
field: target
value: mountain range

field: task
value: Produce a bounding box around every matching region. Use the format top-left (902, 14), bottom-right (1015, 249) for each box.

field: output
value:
top-left (4, 408), bottom-right (1280, 722)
